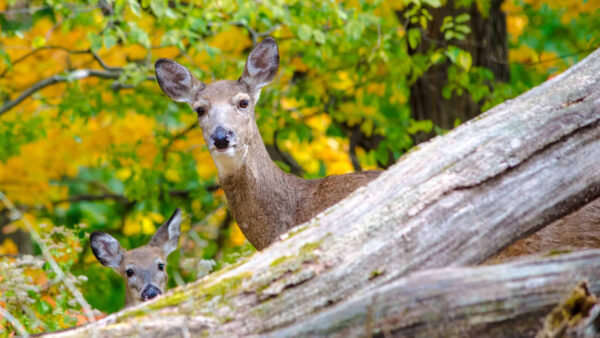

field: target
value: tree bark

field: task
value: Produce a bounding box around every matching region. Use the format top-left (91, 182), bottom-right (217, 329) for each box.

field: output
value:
top-left (271, 251), bottom-right (600, 338)
top-left (44, 48), bottom-right (600, 337)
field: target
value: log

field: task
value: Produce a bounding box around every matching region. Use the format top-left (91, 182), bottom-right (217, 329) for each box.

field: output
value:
top-left (271, 251), bottom-right (600, 337)
top-left (43, 48), bottom-right (600, 337)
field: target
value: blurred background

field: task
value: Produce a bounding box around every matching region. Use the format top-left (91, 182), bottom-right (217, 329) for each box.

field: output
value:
top-left (0, 0), bottom-right (599, 334)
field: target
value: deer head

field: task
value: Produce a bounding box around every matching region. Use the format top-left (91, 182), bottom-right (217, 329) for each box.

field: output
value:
top-left (154, 37), bottom-right (279, 178)
top-left (90, 209), bottom-right (182, 307)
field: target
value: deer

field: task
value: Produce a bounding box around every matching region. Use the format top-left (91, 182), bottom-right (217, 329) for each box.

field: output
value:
top-left (90, 208), bottom-right (182, 307)
top-left (154, 37), bottom-right (381, 250)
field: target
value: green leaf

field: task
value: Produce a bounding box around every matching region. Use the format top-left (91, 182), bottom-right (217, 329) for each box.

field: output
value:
top-left (298, 24), bottom-right (312, 41)
top-left (407, 119), bottom-right (433, 134)
top-left (422, 0), bottom-right (441, 7)
top-left (87, 32), bottom-right (102, 52)
top-left (103, 33), bottom-right (118, 50)
top-left (457, 50), bottom-right (472, 71)
top-left (128, 23), bottom-right (151, 49)
top-left (313, 30), bottom-right (326, 44)
top-left (128, 0), bottom-right (141, 17)
top-left (430, 51), bottom-right (445, 64)
top-left (345, 19), bottom-right (364, 41)
top-left (408, 28), bottom-right (421, 49)
top-left (31, 36), bottom-right (46, 49)
top-left (455, 25), bottom-right (471, 34)
top-left (455, 13), bottom-right (470, 23)
top-left (150, 0), bottom-right (167, 18)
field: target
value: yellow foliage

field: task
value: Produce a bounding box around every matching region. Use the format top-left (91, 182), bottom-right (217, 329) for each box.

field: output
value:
top-left (509, 44), bottom-right (538, 64)
top-left (116, 168), bottom-right (132, 180)
top-left (366, 82), bottom-right (386, 97)
top-left (281, 97), bottom-right (301, 110)
top-left (520, 0), bottom-right (600, 24)
top-left (0, 239), bottom-right (18, 255)
top-left (332, 71), bottom-right (355, 91)
top-left (506, 14), bottom-right (528, 42)
top-left (229, 222), bottom-right (246, 246)
top-left (305, 114), bottom-right (331, 134)
top-left (165, 168), bottom-right (181, 182)
top-left (123, 213), bottom-right (161, 236)
top-left (290, 57), bottom-right (309, 72)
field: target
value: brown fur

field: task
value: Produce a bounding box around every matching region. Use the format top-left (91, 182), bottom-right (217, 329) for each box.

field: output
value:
top-left (120, 246), bottom-right (168, 306)
top-left (220, 131), bottom-right (381, 249)
top-left (90, 209), bottom-right (182, 307)
top-left (155, 38), bottom-right (382, 250)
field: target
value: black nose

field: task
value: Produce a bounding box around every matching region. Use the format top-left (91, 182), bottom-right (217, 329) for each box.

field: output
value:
top-left (212, 127), bottom-right (232, 150)
top-left (141, 285), bottom-right (162, 301)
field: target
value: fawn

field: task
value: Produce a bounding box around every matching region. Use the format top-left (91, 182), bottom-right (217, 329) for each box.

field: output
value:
top-left (155, 38), bottom-right (381, 250)
top-left (90, 209), bottom-right (182, 307)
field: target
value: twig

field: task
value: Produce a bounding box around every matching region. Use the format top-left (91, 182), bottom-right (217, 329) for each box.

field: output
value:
top-left (0, 192), bottom-right (96, 325)
top-left (0, 305), bottom-right (29, 337)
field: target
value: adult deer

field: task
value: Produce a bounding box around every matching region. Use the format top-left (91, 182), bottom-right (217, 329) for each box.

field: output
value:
top-left (155, 38), bottom-right (381, 250)
top-left (90, 209), bottom-right (182, 307)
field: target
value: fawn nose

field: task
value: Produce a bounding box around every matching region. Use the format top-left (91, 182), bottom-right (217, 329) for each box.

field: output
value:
top-left (212, 127), bottom-right (233, 150)
top-left (141, 285), bottom-right (162, 301)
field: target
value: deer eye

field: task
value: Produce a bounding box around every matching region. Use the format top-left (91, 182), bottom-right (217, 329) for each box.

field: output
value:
top-left (158, 263), bottom-right (165, 271)
top-left (238, 99), bottom-right (249, 109)
top-left (126, 269), bottom-right (134, 277)
top-left (195, 106), bottom-right (206, 117)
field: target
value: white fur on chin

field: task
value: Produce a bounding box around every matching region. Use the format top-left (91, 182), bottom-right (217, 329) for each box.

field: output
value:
top-left (212, 145), bottom-right (248, 178)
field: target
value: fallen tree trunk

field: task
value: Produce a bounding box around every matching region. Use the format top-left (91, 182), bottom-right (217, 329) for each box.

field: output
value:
top-left (270, 250), bottom-right (600, 338)
top-left (44, 48), bottom-right (600, 337)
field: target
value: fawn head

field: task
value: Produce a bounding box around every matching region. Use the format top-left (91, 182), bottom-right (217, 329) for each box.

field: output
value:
top-left (154, 37), bottom-right (279, 178)
top-left (90, 209), bottom-right (182, 307)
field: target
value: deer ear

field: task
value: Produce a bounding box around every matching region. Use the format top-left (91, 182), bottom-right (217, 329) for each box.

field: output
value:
top-left (90, 232), bottom-right (124, 268)
top-left (240, 37), bottom-right (279, 93)
top-left (149, 208), bottom-right (182, 256)
top-left (155, 59), bottom-right (205, 103)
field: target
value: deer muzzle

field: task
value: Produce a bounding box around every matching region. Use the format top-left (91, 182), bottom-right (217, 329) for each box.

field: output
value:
top-left (211, 126), bottom-right (235, 151)
top-left (141, 284), bottom-right (162, 301)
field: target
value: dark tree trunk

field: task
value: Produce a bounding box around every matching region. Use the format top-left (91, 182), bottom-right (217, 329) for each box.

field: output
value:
top-left (407, 0), bottom-right (509, 142)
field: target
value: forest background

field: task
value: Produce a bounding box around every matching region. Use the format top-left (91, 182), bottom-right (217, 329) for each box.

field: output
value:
top-left (0, 0), bottom-right (599, 335)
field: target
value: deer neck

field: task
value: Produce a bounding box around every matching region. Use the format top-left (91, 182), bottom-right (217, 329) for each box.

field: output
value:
top-left (219, 131), bottom-right (306, 249)
top-left (124, 288), bottom-right (136, 307)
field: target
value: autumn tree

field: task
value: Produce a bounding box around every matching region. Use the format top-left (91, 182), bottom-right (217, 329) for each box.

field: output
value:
top-left (0, 0), bottom-right (599, 335)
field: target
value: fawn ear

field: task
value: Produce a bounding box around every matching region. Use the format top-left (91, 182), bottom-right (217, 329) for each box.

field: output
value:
top-left (90, 232), bottom-right (124, 268)
top-left (149, 208), bottom-right (182, 256)
top-left (240, 37), bottom-right (279, 95)
top-left (155, 59), bottom-right (205, 103)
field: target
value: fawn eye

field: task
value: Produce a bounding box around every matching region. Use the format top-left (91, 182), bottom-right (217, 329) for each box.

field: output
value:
top-left (238, 99), bottom-right (249, 109)
top-left (126, 269), bottom-right (134, 277)
top-left (195, 106), bottom-right (206, 117)
top-left (158, 263), bottom-right (165, 271)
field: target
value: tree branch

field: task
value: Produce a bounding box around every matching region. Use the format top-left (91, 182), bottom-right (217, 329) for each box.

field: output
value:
top-left (266, 130), bottom-right (305, 176)
top-left (162, 122), bottom-right (198, 161)
top-left (230, 21), bottom-right (280, 45)
top-left (51, 193), bottom-right (132, 206)
top-left (0, 69), bottom-right (156, 116)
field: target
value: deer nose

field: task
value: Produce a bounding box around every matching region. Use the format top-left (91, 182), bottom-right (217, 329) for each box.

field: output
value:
top-left (212, 127), bottom-right (233, 150)
top-left (141, 285), bottom-right (162, 301)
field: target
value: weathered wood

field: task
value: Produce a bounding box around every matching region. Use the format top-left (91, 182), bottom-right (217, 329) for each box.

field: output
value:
top-left (271, 251), bottom-right (600, 337)
top-left (43, 48), bottom-right (600, 337)
top-left (487, 197), bottom-right (600, 262)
